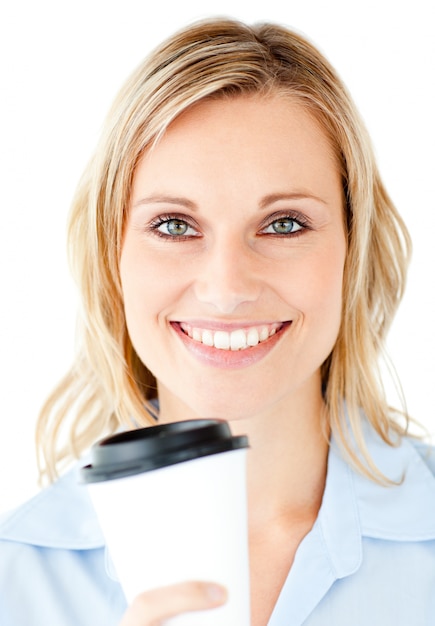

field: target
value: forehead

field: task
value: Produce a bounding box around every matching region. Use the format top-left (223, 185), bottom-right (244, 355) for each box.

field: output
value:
top-left (132, 95), bottom-right (342, 207)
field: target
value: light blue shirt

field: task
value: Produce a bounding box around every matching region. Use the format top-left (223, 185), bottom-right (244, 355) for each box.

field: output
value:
top-left (1, 419), bottom-right (435, 625)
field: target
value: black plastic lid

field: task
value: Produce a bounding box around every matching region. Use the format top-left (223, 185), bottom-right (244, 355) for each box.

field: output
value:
top-left (80, 419), bottom-right (249, 483)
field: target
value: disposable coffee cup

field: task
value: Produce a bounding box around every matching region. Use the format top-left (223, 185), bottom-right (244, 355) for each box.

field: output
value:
top-left (80, 419), bottom-right (250, 625)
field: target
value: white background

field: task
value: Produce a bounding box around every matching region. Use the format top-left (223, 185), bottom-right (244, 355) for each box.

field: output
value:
top-left (1, 0), bottom-right (434, 515)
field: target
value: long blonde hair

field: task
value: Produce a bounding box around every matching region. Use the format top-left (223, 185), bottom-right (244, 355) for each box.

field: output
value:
top-left (36, 18), bottom-right (412, 483)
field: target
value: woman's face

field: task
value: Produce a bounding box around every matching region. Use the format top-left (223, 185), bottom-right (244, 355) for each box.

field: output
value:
top-left (120, 96), bottom-right (346, 422)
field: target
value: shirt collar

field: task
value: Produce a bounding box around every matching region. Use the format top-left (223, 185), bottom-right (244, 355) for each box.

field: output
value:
top-left (349, 420), bottom-right (435, 541)
top-left (1, 415), bottom-right (434, 552)
top-left (269, 418), bottom-right (435, 626)
top-left (319, 414), bottom-right (435, 581)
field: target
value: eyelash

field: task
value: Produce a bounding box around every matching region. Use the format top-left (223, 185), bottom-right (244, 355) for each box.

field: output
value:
top-left (259, 211), bottom-right (312, 237)
top-left (145, 211), bottom-right (312, 240)
top-left (145, 213), bottom-right (201, 240)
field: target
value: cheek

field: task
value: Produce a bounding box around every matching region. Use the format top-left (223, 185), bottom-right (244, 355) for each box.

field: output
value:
top-left (282, 245), bottom-right (345, 311)
top-left (314, 250), bottom-right (346, 341)
top-left (119, 242), bottom-right (187, 334)
top-left (119, 242), bottom-right (150, 334)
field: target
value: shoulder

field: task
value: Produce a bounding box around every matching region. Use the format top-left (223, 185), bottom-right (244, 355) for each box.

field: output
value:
top-left (0, 466), bottom-right (126, 626)
top-left (409, 437), bottom-right (435, 475)
top-left (303, 428), bottom-right (435, 625)
top-left (326, 418), bottom-right (435, 544)
top-left (0, 464), bottom-right (104, 548)
top-left (356, 428), bottom-right (435, 541)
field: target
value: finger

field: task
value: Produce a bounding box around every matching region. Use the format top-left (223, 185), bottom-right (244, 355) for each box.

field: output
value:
top-left (119, 581), bottom-right (227, 626)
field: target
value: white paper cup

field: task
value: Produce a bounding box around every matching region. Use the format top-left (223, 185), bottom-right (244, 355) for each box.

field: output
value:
top-left (80, 420), bottom-right (250, 625)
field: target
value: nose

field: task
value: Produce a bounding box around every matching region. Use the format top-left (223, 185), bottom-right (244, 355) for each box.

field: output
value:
top-left (193, 236), bottom-right (262, 314)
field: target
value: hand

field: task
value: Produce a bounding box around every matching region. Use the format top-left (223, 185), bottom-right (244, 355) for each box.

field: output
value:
top-left (119, 581), bottom-right (228, 626)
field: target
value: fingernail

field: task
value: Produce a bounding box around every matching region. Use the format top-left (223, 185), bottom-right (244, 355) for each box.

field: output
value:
top-left (206, 584), bottom-right (227, 603)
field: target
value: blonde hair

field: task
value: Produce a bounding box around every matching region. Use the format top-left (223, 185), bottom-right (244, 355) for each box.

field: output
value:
top-left (36, 18), bottom-right (412, 483)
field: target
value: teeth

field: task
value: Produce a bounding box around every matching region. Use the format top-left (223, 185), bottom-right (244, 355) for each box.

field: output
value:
top-left (202, 329), bottom-right (214, 347)
top-left (180, 323), bottom-right (283, 351)
top-left (230, 329), bottom-right (247, 351)
top-left (214, 331), bottom-right (230, 350)
top-left (259, 326), bottom-right (269, 342)
top-left (192, 328), bottom-right (202, 342)
top-left (247, 328), bottom-right (259, 346)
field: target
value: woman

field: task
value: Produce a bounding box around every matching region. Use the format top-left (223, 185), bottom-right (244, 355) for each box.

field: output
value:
top-left (1, 18), bottom-right (434, 626)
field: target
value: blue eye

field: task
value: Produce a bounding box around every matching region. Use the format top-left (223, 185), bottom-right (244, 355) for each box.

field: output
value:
top-left (150, 215), bottom-right (200, 238)
top-left (263, 217), bottom-right (304, 235)
top-left (161, 219), bottom-right (189, 236)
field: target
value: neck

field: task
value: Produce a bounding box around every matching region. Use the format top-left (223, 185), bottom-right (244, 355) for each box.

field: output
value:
top-left (157, 375), bottom-right (330, 532)
top-left (229, 384), bottom-right (329, 533)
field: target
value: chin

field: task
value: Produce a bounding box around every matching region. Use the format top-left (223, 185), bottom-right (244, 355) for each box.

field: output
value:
top-left (181, 391), bottom-right (267, 423)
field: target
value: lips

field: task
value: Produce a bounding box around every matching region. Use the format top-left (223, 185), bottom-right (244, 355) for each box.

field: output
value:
top-left (178, 322), bottom-right (283, 351)
top-left (170, 320), bottom-right (290, 369)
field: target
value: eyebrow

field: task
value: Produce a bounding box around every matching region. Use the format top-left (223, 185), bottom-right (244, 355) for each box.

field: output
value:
top-left (132, 195), bottom-right (198, 211)
top-left (259, 192), bottom-right (328, 208)
top-left (132, 191), bottom-right (328, 211)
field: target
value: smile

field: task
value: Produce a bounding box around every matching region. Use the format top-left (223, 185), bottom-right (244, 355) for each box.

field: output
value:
top-left (178, 322), bottom-right (285, 351)
top-left (171, 320), bottom-right (291, 369)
